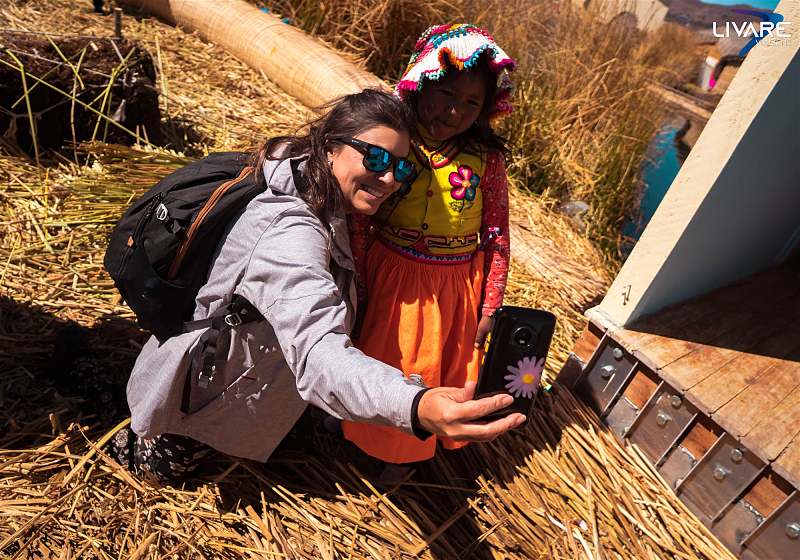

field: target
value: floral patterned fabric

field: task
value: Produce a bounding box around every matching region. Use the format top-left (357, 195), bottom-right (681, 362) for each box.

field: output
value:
top-left (108, 428), bottom-right (214, 486)
top-left (375, 139), bottom-right (485, 254)
top-left (395, 23), bottom-right (516, 123)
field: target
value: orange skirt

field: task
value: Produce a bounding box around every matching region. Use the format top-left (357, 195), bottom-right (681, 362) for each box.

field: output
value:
top-left (342, 239), bottom-right (485, 463)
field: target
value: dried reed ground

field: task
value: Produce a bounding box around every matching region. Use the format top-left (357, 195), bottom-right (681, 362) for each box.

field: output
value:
top-left (0, 1), bottom-right (732, 558)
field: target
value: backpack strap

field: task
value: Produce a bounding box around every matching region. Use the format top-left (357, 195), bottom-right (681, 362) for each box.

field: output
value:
top-left (179, 295), bottom-right (263, 413)
top-left (181, 295), bottom-right (261, 334)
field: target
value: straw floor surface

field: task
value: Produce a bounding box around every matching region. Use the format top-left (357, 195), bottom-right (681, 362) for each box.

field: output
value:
top-left (0, 2), bottom-right (733, 558)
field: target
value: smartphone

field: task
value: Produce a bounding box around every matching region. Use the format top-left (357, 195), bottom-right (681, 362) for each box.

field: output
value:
top-left (474, 306), bottom-right (556, 422)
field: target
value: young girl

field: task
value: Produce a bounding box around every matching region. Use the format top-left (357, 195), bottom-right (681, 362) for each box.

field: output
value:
top-left (343, 24), bottom-right (515, 465)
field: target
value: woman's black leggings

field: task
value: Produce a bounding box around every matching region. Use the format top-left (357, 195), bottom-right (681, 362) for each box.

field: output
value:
top-left (54, 328), bottom-right (215, 485)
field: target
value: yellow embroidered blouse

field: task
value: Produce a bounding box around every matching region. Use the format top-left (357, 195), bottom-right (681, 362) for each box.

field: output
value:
top-left (376, 138), bottom-right (486, 256)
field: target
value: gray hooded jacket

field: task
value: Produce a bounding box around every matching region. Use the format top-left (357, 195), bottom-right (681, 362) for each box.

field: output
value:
top-left (126, 156), bottom-right (423, 461)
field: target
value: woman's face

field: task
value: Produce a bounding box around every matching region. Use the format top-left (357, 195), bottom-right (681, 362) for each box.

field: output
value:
top-left (416, 69), bottom-right (488, 142)
top-left (329, 125), bottom-right (410, 215)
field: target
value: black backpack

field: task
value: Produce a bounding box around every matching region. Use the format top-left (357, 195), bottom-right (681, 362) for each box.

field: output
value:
top-left (104, 152), bottom-right (266, 341)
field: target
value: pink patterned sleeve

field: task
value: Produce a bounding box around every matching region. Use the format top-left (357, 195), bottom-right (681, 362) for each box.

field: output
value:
top-left (348, 213), bottom-right (373, 305)
top-left (480, 151), bottom-right (510, 317)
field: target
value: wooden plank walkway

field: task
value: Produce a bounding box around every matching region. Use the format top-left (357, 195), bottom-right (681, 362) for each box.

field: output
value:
top-left (610, 264), bottom-right (800, 487)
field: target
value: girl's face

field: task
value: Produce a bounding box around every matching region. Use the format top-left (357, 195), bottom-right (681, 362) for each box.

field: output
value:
top-left (328, 125), bottom-right (411, 215)
top-left (416, 69), bottom-right (488, 142)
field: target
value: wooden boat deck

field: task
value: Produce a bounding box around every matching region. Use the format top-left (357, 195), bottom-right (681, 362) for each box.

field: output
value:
top-left (562, 262), bottom-right (800, 558)
top-left (610, 263), bottom-right (800, 487)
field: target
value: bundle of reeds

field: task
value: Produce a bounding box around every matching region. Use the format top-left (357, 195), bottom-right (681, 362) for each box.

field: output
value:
top-left (118, 0), bottom-right (388, 109)
top-left (0, 31), bottom-right (161, 160)
top-left (255, 0), bottom-right (458, 81)
top-left (1, 0), bottom-right (311, 158)
top-left (1, 1), bottom-right (730, 558)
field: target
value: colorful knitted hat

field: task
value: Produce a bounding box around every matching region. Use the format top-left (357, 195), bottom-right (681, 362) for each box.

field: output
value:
top-left (396, 24), bottom-right (516, 121)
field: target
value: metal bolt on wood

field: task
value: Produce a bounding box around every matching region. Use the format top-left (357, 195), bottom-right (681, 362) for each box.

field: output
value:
top-left (713, 465), bottom-right (730, 481)
top-left (600, 365), bottom-right (616, 379)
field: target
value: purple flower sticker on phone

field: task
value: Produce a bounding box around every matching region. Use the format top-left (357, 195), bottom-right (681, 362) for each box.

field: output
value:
top-left (504, 356), bottom-right (544, 398)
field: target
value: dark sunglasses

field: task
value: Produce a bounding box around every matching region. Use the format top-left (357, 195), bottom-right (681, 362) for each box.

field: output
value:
top-left (334, 137), bottom-right (416, 183)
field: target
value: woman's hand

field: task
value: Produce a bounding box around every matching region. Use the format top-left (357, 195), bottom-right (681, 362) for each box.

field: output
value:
top-left (416, 381), bottom-right (525, 441)
top-left (474, 315), bottom-right (493, 348)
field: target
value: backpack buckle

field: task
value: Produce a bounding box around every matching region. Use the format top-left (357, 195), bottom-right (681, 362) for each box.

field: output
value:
top-left (198, 369), bottom-right (213, 389)
top-left (223, 301), bottom-right (253, 328)
top-left (198, 352), bottom-right (215, 388)
top-left (224, 312), bottom-right (243, 327)
top-left (155, 203), bottom-right (169, 222)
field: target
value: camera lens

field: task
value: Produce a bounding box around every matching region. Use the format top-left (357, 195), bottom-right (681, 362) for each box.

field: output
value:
top-left (512, 327), bottom-right (534, 348)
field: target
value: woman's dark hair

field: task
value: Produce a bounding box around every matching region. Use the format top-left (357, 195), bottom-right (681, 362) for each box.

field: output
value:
top-left (407, 54), bottom-right (511, 156)
top-left (252, 89), bottom-right (416, 225)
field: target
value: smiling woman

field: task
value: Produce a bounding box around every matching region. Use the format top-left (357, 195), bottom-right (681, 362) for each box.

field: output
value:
top-left (328, 131), bottom-right (415, 214)
top-left (111, 89), bottom-right (524, 485)
top-left (252, 90), bottom-right (415, 225)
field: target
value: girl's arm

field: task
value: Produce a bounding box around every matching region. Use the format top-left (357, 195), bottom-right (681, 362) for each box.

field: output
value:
top-left (480, 150), bottom-right (511, 318)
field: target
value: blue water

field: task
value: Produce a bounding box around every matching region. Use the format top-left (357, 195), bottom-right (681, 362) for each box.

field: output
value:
top-left (623, 125), bottom-right (682, 242)
top-left (700, 0), bottom-right (779, 10)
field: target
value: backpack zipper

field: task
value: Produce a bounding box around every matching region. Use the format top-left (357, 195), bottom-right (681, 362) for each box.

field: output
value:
top-left (118, 192), bottom-right (164, 277)
top-left (167, 166), bottom-right (254, 280)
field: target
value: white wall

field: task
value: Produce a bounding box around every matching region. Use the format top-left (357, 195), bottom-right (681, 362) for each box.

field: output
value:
top-left (594, 0), bottom-right (800, 326)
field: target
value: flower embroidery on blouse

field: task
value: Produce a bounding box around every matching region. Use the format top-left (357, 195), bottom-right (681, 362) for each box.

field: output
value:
top-left (504, 356), bottom-right (544, 399)
top-left (449, 165), bottom-right (479, 201)
top-left (448, 165), bottom-right (479, 212)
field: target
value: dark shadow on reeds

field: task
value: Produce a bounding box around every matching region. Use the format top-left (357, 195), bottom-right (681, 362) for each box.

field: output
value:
top-left (0, 31), bottom-right (163, 161)
top-left (0, 295), bottom-right (145, 449)
top-left (160, 116), bottom-right (217, 157)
